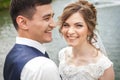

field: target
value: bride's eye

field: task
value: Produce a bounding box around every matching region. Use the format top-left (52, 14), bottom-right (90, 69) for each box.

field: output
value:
top-left (77, 24), bottom-right (83, 27)
top-left (75, 22), bottom-right (83, 28)
top-left (62, 23), bottom-right (69, 28)
top-left (75, 24), bottom-right (83, 28)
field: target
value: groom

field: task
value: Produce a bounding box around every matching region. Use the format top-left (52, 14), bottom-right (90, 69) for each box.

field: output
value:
top-left (3, 0), bottom-right (61, 80)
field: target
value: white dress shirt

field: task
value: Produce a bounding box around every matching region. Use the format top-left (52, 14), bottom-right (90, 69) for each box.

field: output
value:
top-left (16, 37), bottom-right (61, 80)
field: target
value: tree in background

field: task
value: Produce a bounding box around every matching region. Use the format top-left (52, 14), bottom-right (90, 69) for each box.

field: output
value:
top-left (0, 0), bottom-right (10, 10)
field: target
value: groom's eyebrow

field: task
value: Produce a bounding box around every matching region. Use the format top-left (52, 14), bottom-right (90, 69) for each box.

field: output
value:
top-left (42, 13), bottom-right (55, 18)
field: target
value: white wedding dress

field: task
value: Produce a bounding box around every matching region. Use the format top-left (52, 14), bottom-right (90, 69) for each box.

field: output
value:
top-left (59, 47), bottom-right (113, 80)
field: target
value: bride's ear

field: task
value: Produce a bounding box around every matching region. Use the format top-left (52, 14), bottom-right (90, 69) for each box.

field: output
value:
top-left (16, 15), bottom-right (28, 30)
top-left (87, 30), bottom-right (92, 37)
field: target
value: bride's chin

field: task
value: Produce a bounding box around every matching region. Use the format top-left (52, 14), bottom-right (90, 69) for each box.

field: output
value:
top-left (68, 43), bottom-right (75, 47)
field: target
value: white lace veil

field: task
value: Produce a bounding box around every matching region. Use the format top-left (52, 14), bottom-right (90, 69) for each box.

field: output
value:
top-left (92, 29), bottom-right (107, 56)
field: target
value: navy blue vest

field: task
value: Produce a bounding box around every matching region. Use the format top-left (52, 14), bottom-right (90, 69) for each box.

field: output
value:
top-left (3, 44), bottom-right (49, 80)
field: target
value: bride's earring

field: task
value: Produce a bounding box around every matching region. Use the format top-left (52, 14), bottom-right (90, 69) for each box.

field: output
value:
top-left (87, 35), bottom-right (90, 41)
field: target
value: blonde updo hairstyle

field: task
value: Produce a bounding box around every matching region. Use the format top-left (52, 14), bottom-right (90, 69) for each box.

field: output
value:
top-left (59, 0), bottom-right (97, 45)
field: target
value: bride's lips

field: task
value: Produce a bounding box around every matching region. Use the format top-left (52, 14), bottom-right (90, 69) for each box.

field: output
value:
top-left (66, 35), bottom-right (79, 40)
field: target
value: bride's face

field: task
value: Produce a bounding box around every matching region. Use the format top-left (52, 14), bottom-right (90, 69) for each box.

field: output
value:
top-left (61, 12), bottom-right (90, 47)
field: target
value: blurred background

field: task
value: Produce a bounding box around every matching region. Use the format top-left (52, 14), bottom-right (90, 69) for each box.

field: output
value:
top-left (0, 0), bottom-right (120, 80)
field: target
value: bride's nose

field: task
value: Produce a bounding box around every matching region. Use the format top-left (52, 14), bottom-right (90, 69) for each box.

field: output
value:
top-left (67, 27), bottom-right (75, 34)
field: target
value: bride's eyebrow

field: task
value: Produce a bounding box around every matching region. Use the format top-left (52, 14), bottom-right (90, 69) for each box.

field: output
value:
top-left (74, 22), bottom-right (83, 25)
top-left (62, 22), bottom-right (69, 26)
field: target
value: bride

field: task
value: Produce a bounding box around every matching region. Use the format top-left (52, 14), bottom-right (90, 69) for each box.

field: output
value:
top-left (58, 0), bottom-right (115, 80)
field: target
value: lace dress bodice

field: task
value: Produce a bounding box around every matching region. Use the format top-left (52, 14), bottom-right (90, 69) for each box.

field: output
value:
top-left (59, 47), bottom-right (113, 80)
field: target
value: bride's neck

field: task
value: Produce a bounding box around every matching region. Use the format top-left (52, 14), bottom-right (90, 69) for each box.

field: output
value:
top-left (72, 43), bottom-right (97, 58)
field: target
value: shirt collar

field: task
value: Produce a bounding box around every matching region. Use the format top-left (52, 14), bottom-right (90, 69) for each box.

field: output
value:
top-left (16, 37), bottom-right (46, 54)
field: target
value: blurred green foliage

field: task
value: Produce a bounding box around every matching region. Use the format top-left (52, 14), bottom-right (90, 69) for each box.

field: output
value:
top-left (0, 0), bottom-right (10, 10)
top-left (0, 0), bottom-right (56, 11)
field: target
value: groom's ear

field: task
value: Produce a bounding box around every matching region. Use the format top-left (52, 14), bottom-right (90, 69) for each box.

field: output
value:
top-left (16, 15), bottom-right (29, 30)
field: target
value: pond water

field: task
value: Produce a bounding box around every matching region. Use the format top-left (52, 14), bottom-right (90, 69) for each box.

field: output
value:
top-left (0, 0), bottom-right (120, 80)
